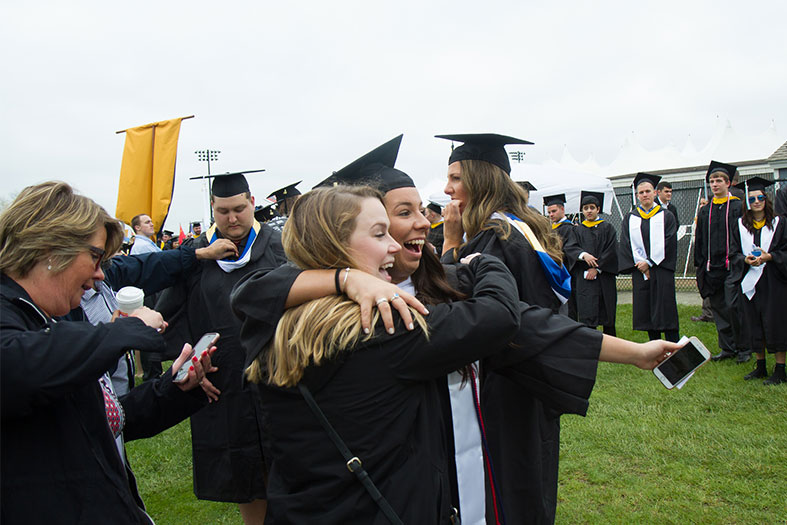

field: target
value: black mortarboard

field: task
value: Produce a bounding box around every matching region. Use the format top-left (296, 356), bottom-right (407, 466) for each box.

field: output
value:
top-left (313, 135), bottom-right (415, 193)
top-left (734, 176), bottom-right (774, 193)
top-left (580, 190), bottom-right (605, 210)
top-left (517, 181), bottom-right (537, 192)
top-left (162, 229), bottom-right (174, 236)
top-left (706, 160), bottom-right (737, 182)
top-left (191, 221), bottom-right (202, 228)
top-left (267, 181), bottom-right (302, 202)
top-left (254, 201), bottom-right (279, 222)
top-left (435, 133), bottom-right (534, 175)
top-left (426, 202), bottom-right (442, 214)
top-left (189, 169), bottom-right (265, 198)
top-left (633, 172), bottom-right (662, 190)
top-left (543, 194), bottom-right (567, 207)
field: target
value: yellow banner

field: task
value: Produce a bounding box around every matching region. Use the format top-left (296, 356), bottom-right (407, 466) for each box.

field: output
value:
top-left (115, 117), bottom-right (183, 232)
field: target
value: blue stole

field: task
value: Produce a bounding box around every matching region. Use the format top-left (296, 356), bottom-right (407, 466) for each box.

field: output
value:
top-left (502, 212), bottom-right (572, 303)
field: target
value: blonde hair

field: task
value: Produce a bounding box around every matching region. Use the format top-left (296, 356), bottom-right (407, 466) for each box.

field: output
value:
top-left (0, 181), bottom-right (123, 277)
top-left (456, 160), bottom-right (564, 264)
top-left (246, 185), bottom-right (428, 387)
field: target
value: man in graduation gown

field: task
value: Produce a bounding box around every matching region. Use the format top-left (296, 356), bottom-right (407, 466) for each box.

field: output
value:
top-left (572, 191), bottom-right (618, 335)
top-left (694, 161), bottom-right (746, 361)
top-left (156, 171), bottom-right (287, 523)
top-left (425, 201), bottom-right (445, 254)
top-left (619, 173), bottom-right (679, 342)
top-left (544, 193), bottom-right (581, 318)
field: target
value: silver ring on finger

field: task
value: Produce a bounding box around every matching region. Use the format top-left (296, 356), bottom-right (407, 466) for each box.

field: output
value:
top-left (390, 293), bottom-right (400, 302)
top-left (375, 297), bottom-right (388, 305)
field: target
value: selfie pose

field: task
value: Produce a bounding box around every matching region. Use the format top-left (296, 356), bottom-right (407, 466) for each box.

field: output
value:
top-left (436, 134), bottom-right (678, 523)
top-left (729, 177), bottom-right (787, 385)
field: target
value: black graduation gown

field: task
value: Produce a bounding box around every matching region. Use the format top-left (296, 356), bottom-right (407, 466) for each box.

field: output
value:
top-left (571, 221), bottom-right (618, 328)
top-left (553, 221), bottom-right (581, 272)
top-left (428, 221), bottom-right (445, 255)
top-left (694, 197), bottom-right (743, 297)
top-left (443, 224), bottom-right (602, 525)
top-left (155, 225), bottom-right (287, 502)
top-left (619, 208), bottom-right (679, 332)
top-left (235, 256), bottom-right (603, 525)
top-left (232, 255), bottom-right (521, 524)
top-left (729, 217), bottom-right (787, 352)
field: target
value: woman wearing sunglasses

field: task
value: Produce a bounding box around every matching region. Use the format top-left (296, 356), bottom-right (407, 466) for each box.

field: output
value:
top-left (729, 177), bottom-right (787, 385)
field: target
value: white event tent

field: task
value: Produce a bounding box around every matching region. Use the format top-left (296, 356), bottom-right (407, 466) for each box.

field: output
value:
top-left (509, 164), bottom-right (618, 217)
top-left (418, 164), bottom-right (621, 220)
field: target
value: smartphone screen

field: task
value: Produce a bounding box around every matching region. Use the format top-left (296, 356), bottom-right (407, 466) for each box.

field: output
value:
top-left (173, 332), bottom-right (219, 382)
top-left (656, 341), bottom-right (706, 385)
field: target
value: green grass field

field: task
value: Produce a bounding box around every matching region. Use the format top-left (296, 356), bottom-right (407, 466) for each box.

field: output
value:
top-left (126, 304), bottom-right (787, 524)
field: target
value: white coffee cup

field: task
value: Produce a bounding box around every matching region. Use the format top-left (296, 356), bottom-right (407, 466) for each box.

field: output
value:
top-left (116, 286), bottom-right (145, 315)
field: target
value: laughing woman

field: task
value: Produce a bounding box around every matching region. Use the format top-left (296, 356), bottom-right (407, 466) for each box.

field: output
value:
top-left (233, 185), bottom-right (521, 523)
top-left (729, 177), bottom-right (787, 385)
top-left (0, 182), bottom-right (215, 524)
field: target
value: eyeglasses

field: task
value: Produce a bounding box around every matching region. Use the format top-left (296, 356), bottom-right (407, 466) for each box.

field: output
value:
top-left (748, 195), bottom-right (766, 204)
top-left (87, 245), bottom-right (106, 271)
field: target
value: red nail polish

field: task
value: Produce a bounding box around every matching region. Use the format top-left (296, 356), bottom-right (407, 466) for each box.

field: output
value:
top-left (189, 365), bottom-right (194, 371)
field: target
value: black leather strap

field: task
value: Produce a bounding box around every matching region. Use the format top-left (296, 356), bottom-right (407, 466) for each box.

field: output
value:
top-left (298, 383), bottom-right (403, 525)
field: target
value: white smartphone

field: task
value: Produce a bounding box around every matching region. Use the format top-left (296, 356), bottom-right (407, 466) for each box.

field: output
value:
top-left (172, 332), bottom-right (220, 383)
top-left (653, 336), bottom-right (711, 389)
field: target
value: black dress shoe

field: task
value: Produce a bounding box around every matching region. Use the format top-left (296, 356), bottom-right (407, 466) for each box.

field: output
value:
top-left (744, 368), bottom-right (767, 380)
top-left (736, 352), bottom-right (752, 364)
top-left (711, 350), bottom-right (736, 361)
top-left (763, 370), bottom-right (786, 386)
top-left (691, 315), bottom-right (713, 322)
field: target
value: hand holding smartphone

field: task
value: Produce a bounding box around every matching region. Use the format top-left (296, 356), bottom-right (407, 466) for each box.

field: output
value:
top-left (653, 336), bottom-right (711, 389)
top-left (173, 332), bottom-right (220, 383)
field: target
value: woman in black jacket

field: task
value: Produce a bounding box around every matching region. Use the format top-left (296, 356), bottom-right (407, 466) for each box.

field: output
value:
top-left (0, 182), bottom-right (215, 524)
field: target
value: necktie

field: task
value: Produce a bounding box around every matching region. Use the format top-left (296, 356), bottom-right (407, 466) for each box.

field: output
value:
top-left (99, 376), bottom-right (123, 438)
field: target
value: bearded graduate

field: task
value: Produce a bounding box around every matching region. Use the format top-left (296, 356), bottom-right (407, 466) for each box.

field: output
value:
top-left (728, 177), bottom-right (787, 385)
top-left (619, 173), bottom-right (679, 342)
top-left (572, 191), bottom-right (618, 336)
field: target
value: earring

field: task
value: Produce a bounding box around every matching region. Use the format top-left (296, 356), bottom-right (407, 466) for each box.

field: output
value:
top-left (47, 259), bottom-right (52, 271)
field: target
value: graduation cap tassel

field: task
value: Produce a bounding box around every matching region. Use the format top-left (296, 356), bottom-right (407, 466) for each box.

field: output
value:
top-left (745, 180), bottom-right (751, 210)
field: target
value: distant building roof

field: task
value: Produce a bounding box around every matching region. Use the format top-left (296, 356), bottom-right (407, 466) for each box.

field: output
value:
top-left (768, 141), bottom-right (787, 162)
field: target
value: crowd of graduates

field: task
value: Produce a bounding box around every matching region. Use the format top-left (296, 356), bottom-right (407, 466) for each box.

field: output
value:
top-left (538, 162), bottom-right (786, 386)
top-left (1, 132), bottom-right (785, 525)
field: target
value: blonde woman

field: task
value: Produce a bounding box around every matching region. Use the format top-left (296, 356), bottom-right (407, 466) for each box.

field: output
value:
top-left (233, 185), bottom-right (521, 523)
top-left (0, 182), bottom-right (215, 524)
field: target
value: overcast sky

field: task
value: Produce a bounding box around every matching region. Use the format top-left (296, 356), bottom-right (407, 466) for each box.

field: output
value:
top-left (2, 0), bottom-right (786, 230)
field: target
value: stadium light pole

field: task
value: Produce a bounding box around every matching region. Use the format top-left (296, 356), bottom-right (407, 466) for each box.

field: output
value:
top-left (195, 149), bottom-right (221, 226)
